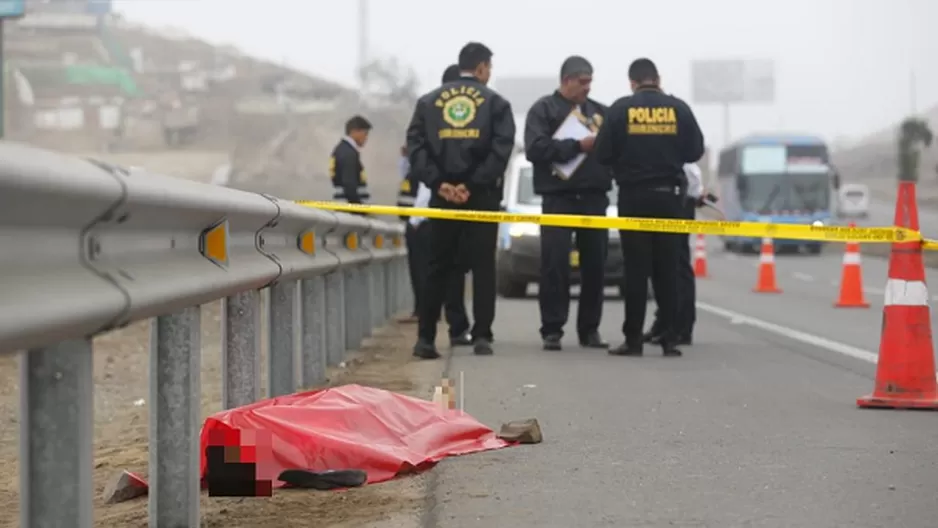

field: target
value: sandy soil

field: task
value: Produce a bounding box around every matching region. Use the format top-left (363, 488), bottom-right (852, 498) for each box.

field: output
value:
top-left (0, 299), bottom-right (450, 528)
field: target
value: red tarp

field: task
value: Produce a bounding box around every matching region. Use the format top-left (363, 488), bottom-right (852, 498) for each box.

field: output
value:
top-left (133, 384), bottom-right (512, 490)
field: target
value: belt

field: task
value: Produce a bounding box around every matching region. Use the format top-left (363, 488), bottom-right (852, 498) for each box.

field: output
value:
top-left (646, 185), bottom-right (682, 195)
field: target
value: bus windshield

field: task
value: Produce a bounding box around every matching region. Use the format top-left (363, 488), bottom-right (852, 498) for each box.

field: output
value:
top-left (738, 172), bottom-right (830, 214)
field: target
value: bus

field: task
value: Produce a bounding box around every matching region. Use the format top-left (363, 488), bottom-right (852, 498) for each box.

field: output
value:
top-left (717, 133), bottom-right (835, 254)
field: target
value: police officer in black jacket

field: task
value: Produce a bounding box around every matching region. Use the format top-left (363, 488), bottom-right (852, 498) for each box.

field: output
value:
top-left (525, 56), bottom-right (612, 351)
top-left (330, 115), bottom-right (372, 204)
top-left (594, 58), bottom-right (705, 357)
top-left (407, 42), bottom-right (516, 359)
top-left (395, 64), bottom-right (472, 346)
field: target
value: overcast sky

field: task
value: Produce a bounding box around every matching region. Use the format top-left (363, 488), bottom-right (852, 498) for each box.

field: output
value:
top-left (116, 0), bottom-right (938, 152)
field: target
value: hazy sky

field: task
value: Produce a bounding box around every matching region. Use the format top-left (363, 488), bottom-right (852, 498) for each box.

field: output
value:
top-left (116, 0), bottom-right (938, 151)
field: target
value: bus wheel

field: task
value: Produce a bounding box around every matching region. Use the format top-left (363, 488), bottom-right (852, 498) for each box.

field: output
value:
top-left (723, 240), bottom-right (736, 252)
top-left (806, 244), bottom-right (822, 255)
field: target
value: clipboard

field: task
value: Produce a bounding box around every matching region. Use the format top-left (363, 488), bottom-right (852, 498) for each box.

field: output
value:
top-left (551, 110), bottom-right (594, 180)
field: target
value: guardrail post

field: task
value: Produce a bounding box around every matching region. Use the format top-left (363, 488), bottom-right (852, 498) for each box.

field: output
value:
top-left (268, 281), bottom-right (299, 397)
top-left (343, 266), bottom-right (360, 351)
top-left (325, 271), bottom-right (345, 366)
top-left (382, 260), bottom-right (392, 321)
top-left (150, 307), bottom-right (201, 528)
top-left (396, 259), bottom-right (409, 313)
top-left (360, 264), bottom-right (374, 338)
top-left (222, 290), bottom-right (261, 409)
top-left (371, 261), bottom-right (384, 329)
top-left (19, 339), bottom-right (94, 528)
top-left (300, 275), bottom-right (327, 387)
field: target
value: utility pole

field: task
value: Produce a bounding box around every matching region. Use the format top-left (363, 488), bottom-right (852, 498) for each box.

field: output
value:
top-left (357, 0), bottom-right (369, 91)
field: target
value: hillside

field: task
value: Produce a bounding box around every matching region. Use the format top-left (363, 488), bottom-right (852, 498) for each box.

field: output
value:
top-left (4, 6), bottom-right (412, 203)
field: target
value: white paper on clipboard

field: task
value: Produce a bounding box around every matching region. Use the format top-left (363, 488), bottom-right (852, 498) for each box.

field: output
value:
top-left (552, 111), bottom-right (593, 180)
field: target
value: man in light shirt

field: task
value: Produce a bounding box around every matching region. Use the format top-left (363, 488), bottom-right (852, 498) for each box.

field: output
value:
top-left (645, 162), bottom-right (706, 345)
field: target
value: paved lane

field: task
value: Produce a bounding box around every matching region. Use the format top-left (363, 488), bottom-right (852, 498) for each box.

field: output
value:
top-left (426, 242), bottom-right (938, 528)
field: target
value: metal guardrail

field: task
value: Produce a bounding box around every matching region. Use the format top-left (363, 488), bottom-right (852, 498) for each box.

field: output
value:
top-left (0, 142), bottom-right (411, 528)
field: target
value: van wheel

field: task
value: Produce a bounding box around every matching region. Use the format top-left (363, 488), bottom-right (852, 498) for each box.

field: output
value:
top-left (497, 277), bottom-right (527, 298)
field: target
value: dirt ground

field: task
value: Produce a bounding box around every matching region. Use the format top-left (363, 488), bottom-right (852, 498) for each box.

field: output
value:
top-left (0, 299), bottom-right (451, 528)
top-left (76, 150), bottom-right (231, 184)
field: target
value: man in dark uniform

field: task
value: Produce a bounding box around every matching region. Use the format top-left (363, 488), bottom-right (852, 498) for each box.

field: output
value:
top-left (524, 55), bottom-right (612, 351)
top-left (395, 63), bottom-right (472, 345)
top-left (330, 115), bottom-right (372, 204)
top-left (407, 42), bottom-right (516, 359)
top-left (594, 58), bottom-right (705, 357)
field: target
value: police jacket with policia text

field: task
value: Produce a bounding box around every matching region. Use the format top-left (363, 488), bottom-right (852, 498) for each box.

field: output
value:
top-left (330, 138), bottom-right (370, 203)
top-left (406, 75), bottom-right (516, 196)
top-left (594, 87), bottom-right (704, 191)
top-left (524, 92), bottom-right (612, 195)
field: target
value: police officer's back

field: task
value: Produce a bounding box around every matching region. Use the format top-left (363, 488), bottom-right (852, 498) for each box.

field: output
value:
top-left (524, 55), bottom-right (612, 351)
top-left (407, 42), bottom-right (516, 359)
top-left (594, 57), bottom-right (704, 357)
top-left (330, 115), bottom-right (372, 204)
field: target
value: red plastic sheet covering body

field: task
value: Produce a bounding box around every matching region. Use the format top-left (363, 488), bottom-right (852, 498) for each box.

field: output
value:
top-left (198, 384), bottom-right (512, 487)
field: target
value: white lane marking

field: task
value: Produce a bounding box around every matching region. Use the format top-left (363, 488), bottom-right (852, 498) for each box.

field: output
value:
top-left (792, 272), bottom-right (814, 282)
top-left (697, 301), bottom-right (879, 363)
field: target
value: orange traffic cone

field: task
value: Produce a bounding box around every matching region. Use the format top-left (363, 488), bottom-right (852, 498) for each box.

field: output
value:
top-left (693, 234), bottom-right (708, 278)
top-left (753, 238), bottom-right (782, 293)
top-left (834, 223), bottom-right (870, 308)
top-left (857, 181), bottom-right (938, 409)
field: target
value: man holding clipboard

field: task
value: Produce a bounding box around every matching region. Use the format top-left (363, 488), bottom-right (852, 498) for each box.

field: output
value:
top-left (524, 56), bottom-right (613, 352)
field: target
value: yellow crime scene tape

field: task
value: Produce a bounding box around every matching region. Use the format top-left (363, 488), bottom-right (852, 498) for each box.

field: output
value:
top-left (296, 201), bottom-right (938, 251)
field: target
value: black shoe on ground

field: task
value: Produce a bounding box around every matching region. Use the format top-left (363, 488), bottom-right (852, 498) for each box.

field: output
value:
top-left (642, 330), bottom-right (663, 345)
top-left (675, 334), bottom-right (692, 346)
top-left (542, 334), bottom-right (562, 351)
top-left (278, 468), bottom-right (367, 490)
top-left (450, 332), bottom-right (473, 347)
top-left (473, 338), bottom-right (494, 356)
top-left (578, 332), bottom-right (609, 349)
top-left (609, 342), bottom-right (643, 356)
top-left (662, 345), bottom-right (683, 357)
top-left (413, 339), bottom-right (441, 360)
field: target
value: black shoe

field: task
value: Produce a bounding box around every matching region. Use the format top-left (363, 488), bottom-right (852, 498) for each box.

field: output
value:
top-left (413, 339), bottom-right (441, 360)
top-left (278, 468), bottom-right (367, 490)
top-left (542, 334), bottom-right (562, 351)
top-left (450, 332), bottom-right (473, 347)
top-left (675, 334), bottom-right (692, 346)
top-left (609, 342), bottom-right (643, 356)
top-left (662, 345), bottom-right (683, 357)
top-left (473, 338), bottom-right (494, 356)
top-left (578, 332), bottom-right (609, 349)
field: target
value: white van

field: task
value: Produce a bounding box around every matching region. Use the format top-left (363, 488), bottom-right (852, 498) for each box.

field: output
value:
top-left (837, 183), bottom-right (870, 219)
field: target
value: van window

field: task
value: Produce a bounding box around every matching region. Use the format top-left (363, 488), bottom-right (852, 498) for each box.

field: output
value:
top-left (844, 189), bottom-right (865, 198)
top-left (516, 166), bottom-right (618, 205)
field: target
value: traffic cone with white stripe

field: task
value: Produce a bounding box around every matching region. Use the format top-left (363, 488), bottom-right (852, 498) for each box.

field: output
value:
top-left (753, 238), bottom-right (782, 293)
top-left (834, 222), bottom-right (870, 308)
top-left (857, 181), bottom-right (938, 409)
top-left (693, 234), bottom-right (708, 278)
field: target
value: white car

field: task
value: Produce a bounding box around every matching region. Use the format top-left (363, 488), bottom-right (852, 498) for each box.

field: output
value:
top-left (837, 183), bottom-right (870, 219)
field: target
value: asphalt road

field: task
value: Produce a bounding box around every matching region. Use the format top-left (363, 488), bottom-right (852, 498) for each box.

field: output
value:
top-left (426, 234), bottom-right (938, 528)
top-left (856, 197), bottom-right (937, 239)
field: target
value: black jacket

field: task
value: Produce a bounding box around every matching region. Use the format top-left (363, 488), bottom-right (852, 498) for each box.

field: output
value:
top-left (524, 91), bottom-right (612, 195)
top-left (396, 163), bottom-right (419, 221)
top-left (406, 75), bottom-right (516, 194)
top-left (594, 87), bottom-right (704, 191)
top-left (329, 139), bottom-right (369, 203)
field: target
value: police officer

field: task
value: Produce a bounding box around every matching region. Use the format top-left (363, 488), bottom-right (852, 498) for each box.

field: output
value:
top-left (407, 42), bottom-right (516, 359)
top-left (593, 58), bottom-right (705, 357)
top-left (396, 64), bottom-right (473, 345)
top-left (644, 163), bottom-right (713, 346)
top-left (524, 56), bottom-right (612, 351)
top-left (330, 115), bottom-right (372, 204)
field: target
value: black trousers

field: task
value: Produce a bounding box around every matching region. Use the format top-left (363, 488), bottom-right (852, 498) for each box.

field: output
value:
top-left (650, 198), bottom-right (697, 337)
top-left (406, 222), bottom-right (470, 336)
top-left (538, 192), bottom-right (609, 338)
top-left (418, 192), bottom-right (499, 343)
top-left (618, 188), bottom-right (683, 344)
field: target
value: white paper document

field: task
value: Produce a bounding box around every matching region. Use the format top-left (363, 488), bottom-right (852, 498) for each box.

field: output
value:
top-left (552, 111), bottom-right (594, 180)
